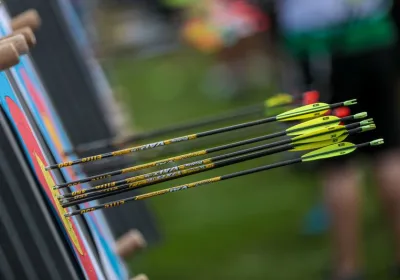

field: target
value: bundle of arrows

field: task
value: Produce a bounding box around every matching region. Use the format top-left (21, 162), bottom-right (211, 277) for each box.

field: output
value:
top-left (44, 99), bottom-right (384, 217)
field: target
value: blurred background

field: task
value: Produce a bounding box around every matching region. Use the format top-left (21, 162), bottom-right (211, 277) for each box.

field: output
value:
top-left (66, 0), bottom-right (397, 279)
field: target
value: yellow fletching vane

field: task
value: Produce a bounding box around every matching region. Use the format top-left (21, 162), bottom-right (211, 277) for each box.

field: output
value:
top-left (292, 125), bottom-right (347, 144)
top-left (291, 134), bottom-right (348, 151)
top-left (301, 142), bottom-right (357, 162)
top-left (276, 102), bottom-right (330, 121)
top-left (286, 115), bottom-right (341, 136)
top-left (264, 93), bottom-right (294, 108)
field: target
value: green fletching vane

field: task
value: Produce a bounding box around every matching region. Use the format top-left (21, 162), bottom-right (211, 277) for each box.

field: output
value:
top-left (264, 93), bottom-right (294, 108)
top-left (301, 142), bottom-right (357, 162)
top-left (276, 102), bottom-right (330, 121)
top-left (292, 125), bottom-right (347, 144)
top-left (286, 116), bottom-right (340, 136)
top-left (291, 134), bottom-right (348, 151)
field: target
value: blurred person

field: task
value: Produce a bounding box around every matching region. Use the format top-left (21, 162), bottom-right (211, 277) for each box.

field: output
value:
top-left (181, 0), bottom-right (273, 99)
top-left (275, 0), bottom-right (400, 279)
top-left (301, 0), bottom-right (400, 239)
top-left (98, 0), bottom-right (181, 56)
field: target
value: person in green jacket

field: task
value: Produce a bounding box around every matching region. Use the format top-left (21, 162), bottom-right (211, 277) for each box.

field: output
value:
top-left (277, 1), bottom-right (400, 279)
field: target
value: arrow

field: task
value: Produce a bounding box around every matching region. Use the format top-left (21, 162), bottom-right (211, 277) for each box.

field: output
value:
top-left (60, 122), bottom-right (374, 206)
top-left (54, 111), bottom-right (366, 189)
top-left (64, 138), bottom-right (384, 217)
top-left (46, 99), bottom-right (356, 171)
top-left (63, 92), bottom-right (302, 156)
top-left (46, 99), bottom-right (357, 170)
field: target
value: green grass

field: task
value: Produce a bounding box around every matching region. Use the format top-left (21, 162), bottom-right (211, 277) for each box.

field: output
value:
top-left (111, 49), bottom-right (392, 280)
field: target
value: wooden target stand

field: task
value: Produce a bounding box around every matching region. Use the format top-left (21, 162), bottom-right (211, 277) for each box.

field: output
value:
top-left (0, 5), bottom-right (136, 280)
